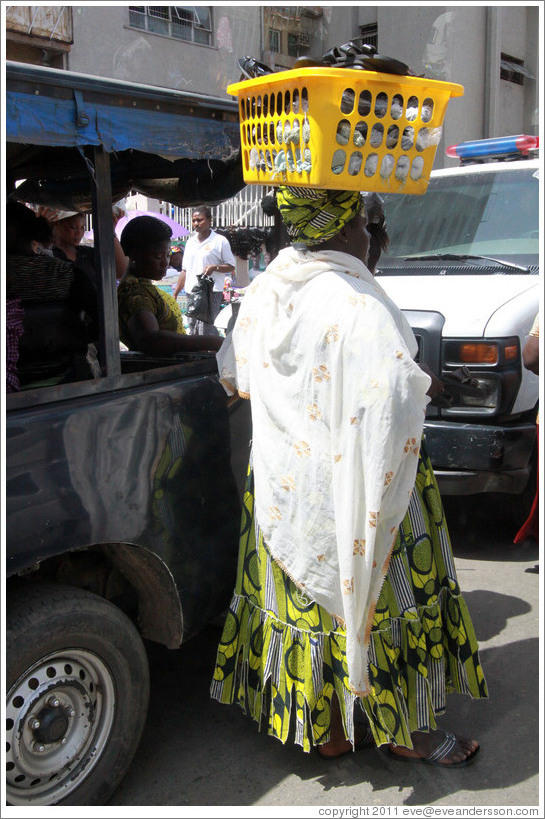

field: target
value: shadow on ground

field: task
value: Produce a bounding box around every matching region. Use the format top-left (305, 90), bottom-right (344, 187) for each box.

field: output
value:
top-left (443, 494), bottom-right (539, 563)
top-left (109, 623), bottom-right (538, 807)
top-left (109, 492), bottom-right (539, 807)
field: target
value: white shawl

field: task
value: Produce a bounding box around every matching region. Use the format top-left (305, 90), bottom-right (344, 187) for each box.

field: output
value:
top-left (217, 246), bottom-right (430, 695)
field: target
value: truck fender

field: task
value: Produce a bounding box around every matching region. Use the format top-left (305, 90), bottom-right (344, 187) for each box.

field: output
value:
top-left (102, 542), bottom-right (183, 648)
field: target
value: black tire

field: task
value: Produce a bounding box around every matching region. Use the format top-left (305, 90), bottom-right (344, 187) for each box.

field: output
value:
top-left (6, 583), bottom-right (150, 806)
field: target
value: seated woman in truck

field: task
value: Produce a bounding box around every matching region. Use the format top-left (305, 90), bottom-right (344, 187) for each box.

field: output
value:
top-left (117, 215), bottom-right (222, 355)
top-left (6, 201), bottom-right (99, 389)
top-left (211, 185), bottom-right (487, 766)
top-left (41, 206), bottom-right (129, 284)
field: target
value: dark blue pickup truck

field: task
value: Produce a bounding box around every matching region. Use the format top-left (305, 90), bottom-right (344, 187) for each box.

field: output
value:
top-left (5, 62), bottom-right (251, 806)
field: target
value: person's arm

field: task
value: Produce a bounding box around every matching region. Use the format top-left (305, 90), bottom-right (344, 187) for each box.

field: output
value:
top-left (418, 362), bottom-right (445, 398)
top-left (173, 269), bottom-right (187, 300)
top-left (202, 261), bottom-right (235, 277)
top-left (69, 267), bottom-right (99, 338)
top-left (114, 236), bottom-right (129, 281)
top-left (127, 310), bottom-right (222, 355)
top-left (203, 235), bottom-right (236, 278)
top-left (112, 206), bottom-right (129, 280)
top-left (522, 335), bottom-right (539, 375)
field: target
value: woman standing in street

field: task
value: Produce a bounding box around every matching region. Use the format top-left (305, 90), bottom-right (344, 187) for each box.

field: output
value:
top-left (211, 186), bottom-right (487, 765)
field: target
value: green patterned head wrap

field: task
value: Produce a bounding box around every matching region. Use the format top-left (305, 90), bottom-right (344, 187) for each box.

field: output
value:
top-left (276, 186), bottom-right (365, 246)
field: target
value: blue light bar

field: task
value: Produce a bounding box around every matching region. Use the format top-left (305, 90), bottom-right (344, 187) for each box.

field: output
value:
top-left (446, 134), bottom-right (539, 159)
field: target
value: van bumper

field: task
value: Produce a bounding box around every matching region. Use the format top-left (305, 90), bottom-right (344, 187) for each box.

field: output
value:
top-left (423, 419), bottom-right (537, 495)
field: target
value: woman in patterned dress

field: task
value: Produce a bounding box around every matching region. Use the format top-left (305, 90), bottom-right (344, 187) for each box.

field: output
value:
top-left (117, 216), bottom-right (222, 354)
top-left (211, 187), bottom-right (487, 766)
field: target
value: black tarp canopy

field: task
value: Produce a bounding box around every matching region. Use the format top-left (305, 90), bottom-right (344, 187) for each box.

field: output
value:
top-left (6, 60), bottom-right (245, 210)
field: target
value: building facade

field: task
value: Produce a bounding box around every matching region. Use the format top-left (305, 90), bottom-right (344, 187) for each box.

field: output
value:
top-left (5, 3), bottom-right (540, 220)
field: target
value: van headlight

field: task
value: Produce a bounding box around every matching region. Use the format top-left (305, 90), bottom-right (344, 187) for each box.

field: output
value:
top-left (441, 337), bottom-right (522, 416)
top-left (458, 375), bottom-right (501, 408)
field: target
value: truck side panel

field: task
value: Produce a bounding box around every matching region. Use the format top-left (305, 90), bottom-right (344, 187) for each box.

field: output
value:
top-left (6, 373), bottom-right (242, 638)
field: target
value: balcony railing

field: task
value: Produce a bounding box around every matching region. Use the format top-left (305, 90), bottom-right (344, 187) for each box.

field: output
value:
top-left (5, 6), bottom-right (73, 44)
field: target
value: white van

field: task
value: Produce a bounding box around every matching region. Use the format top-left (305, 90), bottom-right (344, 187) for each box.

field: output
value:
top-left (376, 135), bottom-right (540, 517)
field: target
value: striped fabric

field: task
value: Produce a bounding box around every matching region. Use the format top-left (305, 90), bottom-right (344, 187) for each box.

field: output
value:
top-left (211, 445), bottom-right (488, 751)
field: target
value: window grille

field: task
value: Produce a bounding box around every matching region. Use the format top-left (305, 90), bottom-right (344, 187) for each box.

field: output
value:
top-left (358, 23), bottom-right (378, 51)
top-left (129, 6), bottom-right (212, 45)
top-left (269, 28), bottom-right (281, 53)
top-left (287, 33), bottom-right (298, 57)
top-left (288, 31), bottom-right (311, 57)
top-left (500, 53), bottom-right (533, 85)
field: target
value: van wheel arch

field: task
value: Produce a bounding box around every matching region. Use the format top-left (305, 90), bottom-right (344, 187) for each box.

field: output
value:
top-left (7, 543), bottom-right (184, 649)
top-left (101, 542), bottom-right (183, 647)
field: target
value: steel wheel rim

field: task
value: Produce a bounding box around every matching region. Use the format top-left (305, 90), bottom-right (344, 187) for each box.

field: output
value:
top-left (6, 648), bottom-right (115, 805)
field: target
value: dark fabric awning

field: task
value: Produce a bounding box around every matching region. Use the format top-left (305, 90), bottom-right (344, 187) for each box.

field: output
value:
top-left (6, 60), bottom-right (246, 209)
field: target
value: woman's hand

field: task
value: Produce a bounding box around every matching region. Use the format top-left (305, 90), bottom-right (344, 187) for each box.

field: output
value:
top-left (128, 310), bottom-right (223, 355)
top-left (419, 362), bottom-right (445, 398)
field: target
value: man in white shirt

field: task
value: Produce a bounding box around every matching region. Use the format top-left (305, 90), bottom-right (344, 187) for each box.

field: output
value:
top-left (161, 249), bottom-right (184, 292)
top-left (174, 207), bottom-right (236, 335)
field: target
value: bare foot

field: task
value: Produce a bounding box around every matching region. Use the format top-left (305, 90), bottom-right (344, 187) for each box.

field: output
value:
top-left (318, 735), bottom-right (355, 758)
top-left (317, 693), bottom-right (374, 759)
top-left (317, 724), bottom-right (374, 758)
top-left (389, 729), bottom-right (479, 766)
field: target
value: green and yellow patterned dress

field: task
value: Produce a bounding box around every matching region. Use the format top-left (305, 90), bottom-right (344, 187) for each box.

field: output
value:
top-left (211, 443), bottom-right (488, 751)
top-left (117, 275), bottom-right (185, 350)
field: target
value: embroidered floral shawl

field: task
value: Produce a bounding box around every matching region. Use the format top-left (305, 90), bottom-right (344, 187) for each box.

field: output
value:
top-left (217, 246), bottom-right (431, 694)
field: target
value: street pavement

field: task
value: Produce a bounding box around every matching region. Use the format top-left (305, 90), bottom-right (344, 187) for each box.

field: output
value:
top-left (109, 494), bottom-right (541, 812)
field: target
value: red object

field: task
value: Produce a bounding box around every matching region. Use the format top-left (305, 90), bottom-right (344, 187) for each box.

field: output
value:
top-left (446, 134), bottom-right (539, 160)
top-left (514, 426), bottom-right (539, 543)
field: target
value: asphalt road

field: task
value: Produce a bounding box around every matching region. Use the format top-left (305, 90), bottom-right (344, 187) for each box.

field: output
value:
top-left (108, 493), bottom-right (541, 812)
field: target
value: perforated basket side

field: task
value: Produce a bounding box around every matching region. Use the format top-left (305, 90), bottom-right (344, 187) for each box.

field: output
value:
top-left (228, 68), bottom-right (464, 194)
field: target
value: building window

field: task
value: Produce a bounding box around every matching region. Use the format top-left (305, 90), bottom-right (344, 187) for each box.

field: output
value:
top-left (500, 53), bottom-right (533, 86)
top-left (287, 33), bottom-right (298, 58)
top-left (128, 6), bottom-right (212, 45)
top-left (287, 31), bottom-right (312, 57)
top-left (269, 29), bottom-right (281, 53)
top-left (359, 23), bottom-right (378, 51)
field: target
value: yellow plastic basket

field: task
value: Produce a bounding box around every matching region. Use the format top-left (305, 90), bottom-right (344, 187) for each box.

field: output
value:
top-left (227, 67), bottom-right (464, 194)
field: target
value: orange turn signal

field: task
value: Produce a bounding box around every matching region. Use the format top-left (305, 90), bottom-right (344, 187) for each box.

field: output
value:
top-left (459, 343), bottom-right (499, 365)
top-left (505, 345), bottom-right (518, 361)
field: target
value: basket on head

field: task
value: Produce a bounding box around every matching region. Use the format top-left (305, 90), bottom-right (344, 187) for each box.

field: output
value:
top-left (227, 67), bottom-right (464, 195)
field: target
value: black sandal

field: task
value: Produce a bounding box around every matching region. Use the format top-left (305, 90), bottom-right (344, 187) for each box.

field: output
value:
top-left (388, 730), bottom-right (480, 768)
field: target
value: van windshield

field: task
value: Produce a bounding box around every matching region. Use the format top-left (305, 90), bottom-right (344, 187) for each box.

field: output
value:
top-left (379, 167), bottom-right (539, 265)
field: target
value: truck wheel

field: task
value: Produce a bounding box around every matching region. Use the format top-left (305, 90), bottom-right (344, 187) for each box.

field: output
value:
top-left (6, 583), bottom-right (150, 806)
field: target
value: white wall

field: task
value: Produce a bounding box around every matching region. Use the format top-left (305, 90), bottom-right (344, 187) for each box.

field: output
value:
top-left (69, 5), bottom-right (261, 99)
